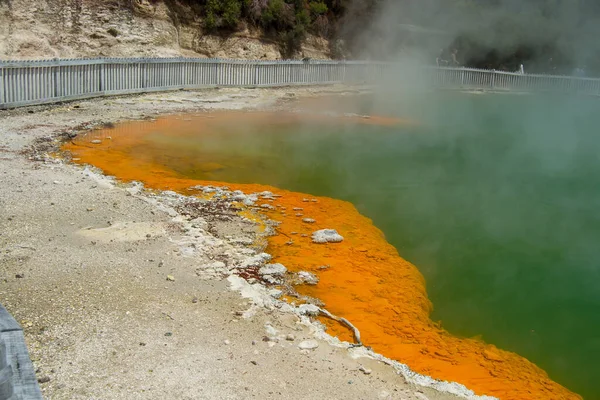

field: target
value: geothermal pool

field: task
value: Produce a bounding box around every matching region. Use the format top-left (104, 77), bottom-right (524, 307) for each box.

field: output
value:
top-left (65, 92), bottom-right (599, 399)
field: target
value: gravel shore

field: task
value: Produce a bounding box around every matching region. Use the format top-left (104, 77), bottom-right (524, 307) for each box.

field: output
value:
top-left (0, 87), bottom-right (465, 400)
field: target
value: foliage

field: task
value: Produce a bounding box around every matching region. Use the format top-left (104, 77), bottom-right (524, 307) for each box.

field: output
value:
top-left (309, 1), bottom-right (327, 15)
top-left (182, 0), bottom-right (348, 56)
top-left (203, 0), bottom-right (248, 31)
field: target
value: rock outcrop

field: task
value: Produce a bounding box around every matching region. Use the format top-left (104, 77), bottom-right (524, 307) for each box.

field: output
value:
top-left (0, 0), bottom-right (330, 60)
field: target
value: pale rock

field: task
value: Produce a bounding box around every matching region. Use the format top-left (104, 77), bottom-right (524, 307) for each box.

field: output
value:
top-left (297, 304), bottom-right (320, 316)
top-left (358, 366), bottom-right (372, 375)
top-left (258, 263), bottom-right (287, 276)
top-left (240, 253), bottom-right (271, 268)
top-left (312, 229), bottom-right (344, 244)
top-left (297, 271), bottom-right (319, 285)
top-left (265, 324), bottom-right (278, 337)
top-left (262, 275), bottom-right (282, 285)
top-left (259, 191), bottom-right (275, 199)
top-left (298, 340), bottom-right (319, 350)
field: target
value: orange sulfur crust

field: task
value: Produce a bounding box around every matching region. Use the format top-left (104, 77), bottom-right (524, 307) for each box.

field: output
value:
top-left (61, 112), bottom-right (581, 400)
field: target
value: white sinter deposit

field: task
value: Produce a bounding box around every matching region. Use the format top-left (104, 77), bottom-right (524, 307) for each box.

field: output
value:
top-left (311, 229), bottom-right (344, 243)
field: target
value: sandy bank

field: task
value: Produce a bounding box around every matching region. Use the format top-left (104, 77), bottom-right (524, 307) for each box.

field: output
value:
top-left (0, 87), bottom-right (464, 400)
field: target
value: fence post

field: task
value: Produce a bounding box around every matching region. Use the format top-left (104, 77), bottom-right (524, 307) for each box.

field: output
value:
top-left (53, 59), bottom-right (60, 98)
top-left (0, 63), bottom-right (4, 106)
top-left (491, 70), bottom-right (496, 89)
top-left (99, 60), bottom-right (105, 93)
top-left (218, 60), bottom-right (224, 86)
top-left (143, 62), bottom-right (149, 89)
top-left (181, 59), bottom-right (187, 88)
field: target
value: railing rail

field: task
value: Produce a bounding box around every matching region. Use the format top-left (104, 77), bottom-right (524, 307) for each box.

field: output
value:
top-left (1, 58), bottom-right (600, 109)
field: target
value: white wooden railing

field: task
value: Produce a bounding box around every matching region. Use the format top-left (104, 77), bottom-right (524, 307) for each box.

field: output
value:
top-left (1, 58), bottom-right (599, 109)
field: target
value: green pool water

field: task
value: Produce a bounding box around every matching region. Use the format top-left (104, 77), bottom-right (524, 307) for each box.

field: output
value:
top-left (130, 91), bottom-right (600, 398)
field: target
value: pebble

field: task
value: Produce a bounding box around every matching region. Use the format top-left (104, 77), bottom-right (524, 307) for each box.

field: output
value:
top-left (302, 218), bottom-right (316, 224)
top-left (297, 271), bottom-right (319, 285)
top-left (90, 139), bottom-right (102, 144)
top-left (166, 275), bottom-right (175, 282)
top-left (224, 340), bottom-right (231, 345)
top-left (258, 263), bottom-right (287, 276)
top-left (15, 273), bottom-right (24, 279)
top-left (298, 340), bottom-right (319, 350)
top-left (285, 334), bottom-right (295, 341)
top-left (265, 325), bottom-right (278, 337)
top-left (359, 366), bottom-right (372, 375)
top-left (37, 376), bottom-right (51, 384)
top-left (378, 390), bottom-right (391, 399)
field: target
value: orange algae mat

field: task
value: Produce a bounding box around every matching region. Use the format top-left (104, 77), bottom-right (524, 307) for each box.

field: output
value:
top-left (62, 112), bottom-right (580, 400)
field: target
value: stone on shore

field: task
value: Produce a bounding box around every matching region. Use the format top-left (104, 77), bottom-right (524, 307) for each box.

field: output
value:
top-left (258, 263), bottom-right (287, 276)
top-left (297, 271), bottom-right (319, 285)
top-left (298, 340), bottom-right (319, 350)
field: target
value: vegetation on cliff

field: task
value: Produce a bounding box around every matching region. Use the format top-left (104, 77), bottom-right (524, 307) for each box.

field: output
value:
top-left (168, 0), bottom-right (349, 57)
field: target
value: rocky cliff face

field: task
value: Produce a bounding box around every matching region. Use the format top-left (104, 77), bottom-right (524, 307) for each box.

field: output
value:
top-left (0, 0), bottom-right (330, 60)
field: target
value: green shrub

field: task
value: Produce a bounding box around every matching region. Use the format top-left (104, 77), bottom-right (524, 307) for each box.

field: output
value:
top-left (279, 23), bottom-right (306, 57)
top-left (221, 0), bottom-right (242, 28)
top-left (295, 7), bottom-right (310, 26)
top-left (309, 1), bottom-right (327, 16)
top-left (260, 0), bottom-right (284, 27)
top-left (203, 0), bottom-right (245, 31)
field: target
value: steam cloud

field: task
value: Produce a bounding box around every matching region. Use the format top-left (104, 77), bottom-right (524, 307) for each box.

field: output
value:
top-left (341, 0), bottom-right (600, 74)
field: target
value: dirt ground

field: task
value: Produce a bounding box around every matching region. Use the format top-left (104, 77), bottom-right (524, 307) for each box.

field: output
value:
top-left (0, 87), bottom-right (470, 399)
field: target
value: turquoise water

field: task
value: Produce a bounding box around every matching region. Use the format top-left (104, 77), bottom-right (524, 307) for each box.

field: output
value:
top-left (133, 92), bottom-right (600, 398)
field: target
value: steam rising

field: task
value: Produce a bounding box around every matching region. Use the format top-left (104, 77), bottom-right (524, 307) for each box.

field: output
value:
top-left (342, 0), bottom-right (600, 74)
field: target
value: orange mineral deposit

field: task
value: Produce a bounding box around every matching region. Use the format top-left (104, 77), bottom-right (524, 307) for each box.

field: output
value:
top-left (62, 112), bottom-right (581, 400)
